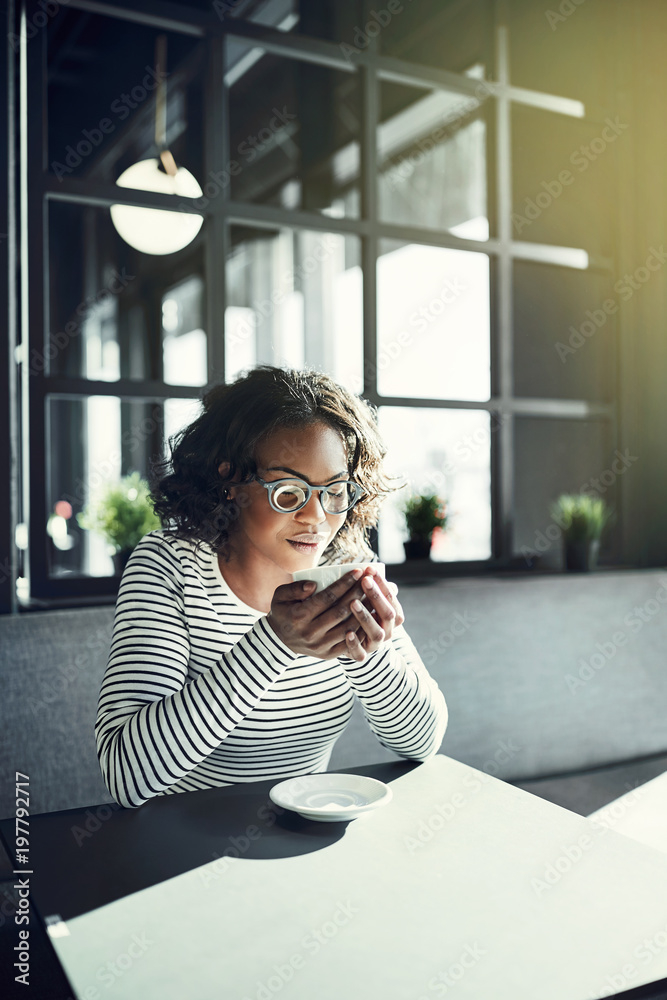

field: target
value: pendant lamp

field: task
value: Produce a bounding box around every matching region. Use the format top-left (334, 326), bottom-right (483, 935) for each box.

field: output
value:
top-left (110, 35), bottom-right (204, 255)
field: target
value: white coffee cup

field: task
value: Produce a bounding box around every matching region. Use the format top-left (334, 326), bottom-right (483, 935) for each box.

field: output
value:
top-left (293, 563), bottom-right (385, 595)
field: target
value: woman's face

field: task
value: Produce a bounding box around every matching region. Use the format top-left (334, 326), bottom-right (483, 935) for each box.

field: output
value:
top-left (222, 421), bottom-right (351, 574)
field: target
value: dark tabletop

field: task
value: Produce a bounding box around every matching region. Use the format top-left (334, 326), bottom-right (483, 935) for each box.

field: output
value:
top-left (0, 760), bottom-right (417, 923)
top-left (3, 759), bottom-right (667, 1000)
top-left (0, 761), bottom-right (417, 1000)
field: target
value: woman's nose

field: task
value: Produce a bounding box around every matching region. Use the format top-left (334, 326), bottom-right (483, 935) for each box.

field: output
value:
top-left (296, 491), bottom-right (327, 523)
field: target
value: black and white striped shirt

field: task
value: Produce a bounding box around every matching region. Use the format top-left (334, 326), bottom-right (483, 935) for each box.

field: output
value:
top-left (95, 530), bottom-right (448, 808)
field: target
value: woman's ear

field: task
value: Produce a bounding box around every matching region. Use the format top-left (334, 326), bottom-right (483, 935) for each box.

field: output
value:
top-left (217, 461), bottom-right (236, 500)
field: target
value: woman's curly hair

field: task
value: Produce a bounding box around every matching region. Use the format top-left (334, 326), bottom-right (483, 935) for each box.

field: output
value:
top-left (151, 365), bottom-right (404, 563)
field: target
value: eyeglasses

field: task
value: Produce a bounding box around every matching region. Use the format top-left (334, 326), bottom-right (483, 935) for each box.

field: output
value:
top-left (253, 476), bottom-right (367, 514)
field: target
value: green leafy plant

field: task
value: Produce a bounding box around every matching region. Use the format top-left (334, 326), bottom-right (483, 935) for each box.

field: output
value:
top-left (550, 493), bottom-right (613, 543)
top-left (402, 493), bottom-right (448, 542)
top-left (77, 472), bottom-right (161, 553)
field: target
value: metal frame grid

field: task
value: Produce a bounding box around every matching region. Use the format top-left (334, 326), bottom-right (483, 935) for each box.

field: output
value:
top-left (15, 0), bottom-right (617, 604)
top-left (1, 0), bottom-right (19, 613)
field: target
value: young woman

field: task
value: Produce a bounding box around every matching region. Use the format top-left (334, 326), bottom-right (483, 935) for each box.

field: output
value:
top-left (95, 366), bottom-right (448, 808)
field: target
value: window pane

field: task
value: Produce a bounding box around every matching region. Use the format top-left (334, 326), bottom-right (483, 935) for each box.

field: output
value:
top-left (46, 396), bottom-right (197, 578)
top-left (47, 12), bottom-right (205, 185)
top-left (379, 81), bottom-right (489, 237)
top-left (378, 407), bottom-right (492, 564)
top-left (508, 0), bottom-right (613, 108)
top-left (47, 201), bottom-right (204, 381)
top-left (513, 417), bottom-right (616, 570)
top-left (162, 277), bottom-right (206, 386)
top-left (377, 240), bottom-right (490, 401)
top-left (225, 226), bottom-right (362, 393)
top-left (215, 0), bottom-right (362, 43)
top-left (164, 398), bottom-right (203, 445)
top-left (227, 43), bottom-right (360, 218)
top-left (378, 0), bottom-right (492, 74)
top-left (513, 262), bottom-right (616, 401)
top-left (512, 106), bottom-right (617, 258)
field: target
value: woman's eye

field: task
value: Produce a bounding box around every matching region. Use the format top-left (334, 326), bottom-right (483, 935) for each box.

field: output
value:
top-left (273, 483), bottom-right (307, 508)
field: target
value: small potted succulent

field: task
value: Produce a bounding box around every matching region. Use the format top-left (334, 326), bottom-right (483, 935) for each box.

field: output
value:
top-left (77, 472), bottom-right (161, 575)
top-left (402, 493), bottom-right (448, 560)
top-left (550, 493), bottom-right (613, 572)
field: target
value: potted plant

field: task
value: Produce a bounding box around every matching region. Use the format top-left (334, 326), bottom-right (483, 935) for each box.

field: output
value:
top-left (401, 493), bottom-right (448, 560)
top-left (77, 472), bottom-right (161, 575)
top-left (550, 493), bottom-right (613, 572)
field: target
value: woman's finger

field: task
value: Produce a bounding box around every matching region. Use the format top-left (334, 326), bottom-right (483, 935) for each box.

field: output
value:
top-left (344, 628), bottom-right (366, 662)
top-left (359, 575), bottom-right (396, 632)
top-left (350, 599), bottom-right (386, 647)
top-left (365, 572), bottom-right (404, 628)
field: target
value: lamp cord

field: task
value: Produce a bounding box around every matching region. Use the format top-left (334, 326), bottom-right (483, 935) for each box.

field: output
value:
top-left (154, 34), bottom-right (177, 176)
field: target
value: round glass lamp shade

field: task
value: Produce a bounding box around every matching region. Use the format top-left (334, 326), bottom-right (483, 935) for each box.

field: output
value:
top-left (110, 158), bottom-right (204, 255)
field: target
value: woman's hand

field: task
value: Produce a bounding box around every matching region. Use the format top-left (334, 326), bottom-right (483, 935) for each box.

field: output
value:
top-left (267, 569), bottom-right (372, 660)
top-left (343, 567), bottom-right (405, 663)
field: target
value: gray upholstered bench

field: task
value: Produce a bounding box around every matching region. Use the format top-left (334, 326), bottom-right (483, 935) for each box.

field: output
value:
top-left (0, 606), bottom-right (115, 818)
top-left (332, 567), bottom-right (667, 812)
top-left (2, 567), bottom-right (666, 818)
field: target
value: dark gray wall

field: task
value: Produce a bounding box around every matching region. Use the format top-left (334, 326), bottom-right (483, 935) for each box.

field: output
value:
top-left (509, 0), bottom-right (667, 569)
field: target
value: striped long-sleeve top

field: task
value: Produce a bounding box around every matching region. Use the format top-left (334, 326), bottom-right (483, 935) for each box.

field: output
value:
top-left (95, 530), bottom-right (448, 808)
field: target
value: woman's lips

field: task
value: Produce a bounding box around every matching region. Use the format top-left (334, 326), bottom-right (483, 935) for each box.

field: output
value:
top-left (286, 538), bottom-right (323, 553)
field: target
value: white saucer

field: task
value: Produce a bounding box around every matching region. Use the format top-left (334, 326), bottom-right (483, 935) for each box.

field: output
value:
top-left (269, 773), bottom-right (393, 822)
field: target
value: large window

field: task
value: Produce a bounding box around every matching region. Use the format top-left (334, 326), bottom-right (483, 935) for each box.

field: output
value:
top-left (9, 0), bottom-right (620, 606)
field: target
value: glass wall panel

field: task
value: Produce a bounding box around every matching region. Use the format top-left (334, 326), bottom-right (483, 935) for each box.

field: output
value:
top-left (162, 276), bottom-right (206, 386)
top-left (33, 0), bottom-right (627, 600)
top-left (513, 262), bottom-right (616, 401)
top-left (47, 201), bottom-right (205, 381)
top-left (377, 240), bottom-right (490, 401)
top-left (225, 226), bottom-right (363, 392)
top-left (512, 105), bottom-right (618, 257)
top-left (508, 0), bottom-right (614, 109)
top-left (47, 12), bottom-right (205, 185)
top-left (214, 0), bottom-right (362, 43)
top-left (378, 406), bottom-right (492, 564)
top-left (46, 395), bottom-right (198, 577)
top-left (513, 417), bottom-right (617, 569)
top-left (379, 81), bottom-right (489, 237)
top-left (164, 398), bottom-right (204, 446)
top-left (378, 0), bottom-right (492, 75)
top-left (227, 43), bottom-right (360, 218)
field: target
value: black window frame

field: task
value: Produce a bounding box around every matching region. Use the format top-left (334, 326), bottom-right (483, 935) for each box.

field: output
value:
top-left (7, 0), bottom-right (618, 609)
